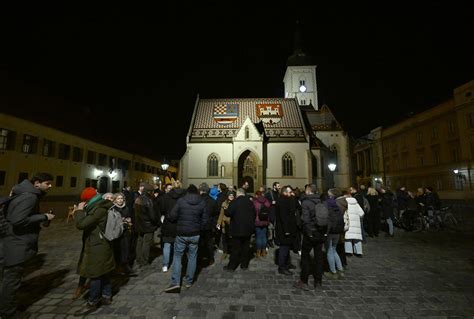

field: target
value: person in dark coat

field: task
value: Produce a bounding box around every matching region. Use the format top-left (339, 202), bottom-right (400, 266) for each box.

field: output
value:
top-left (134, 184), bottom-right (158, 267)
top-left (159, 184), bottom-right (185, 272)
top-left (294, 184), bottom-right (326, 289)
top-left (198, 183), bottom-right (219, 266)
top-left (264, 182), bottom-right (281, 248)
top-left (223, 188), bottom-right (256, 271)
top-left (275, 185), bottom-right (298, 275)
top-left (425, 186), bottom-right (441, 226)
top-left (380, 188), bottom-right (395, 237)
top-left (0, 173), bottom-right (54, 318)
top-left (112, 192), bottom-right (134, 275)
top-left (74, 187), bottom-right (116, 315)
top-left (396, 186), bottom-right (409, 220)
top-left (165, 185), bottom-right (207, 292)
top-left (366, 187), bottom-right (381, 237)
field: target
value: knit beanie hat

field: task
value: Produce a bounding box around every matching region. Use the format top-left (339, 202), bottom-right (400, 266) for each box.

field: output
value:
top-left (80, 187), bottom-right (97, 202)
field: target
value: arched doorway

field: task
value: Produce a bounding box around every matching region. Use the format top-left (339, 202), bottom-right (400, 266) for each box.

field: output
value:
top-left (238, 150), bottom-right (257, 193)
top-left (98, 176), bottom-right (109, 193)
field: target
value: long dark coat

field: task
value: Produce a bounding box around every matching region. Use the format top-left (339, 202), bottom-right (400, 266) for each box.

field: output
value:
top-left (4, 180), bottom-right (46, 267)
top-left (224, 195), bottom-right (256, 237)
top-left (275, 195), bottom-right (298, 245)
top-left (75, 198), bottom-right (115, 278)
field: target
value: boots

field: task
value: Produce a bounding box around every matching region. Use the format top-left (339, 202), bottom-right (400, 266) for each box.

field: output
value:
top-left (255, 250), bottom-right (261, 258)
top-left (261, 249), bottom-right (267, 258)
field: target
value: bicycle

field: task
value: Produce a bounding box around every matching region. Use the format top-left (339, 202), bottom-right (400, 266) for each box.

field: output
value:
top-left (411, 209), bottom-right (430, 232)
top-left (439, 206), bottom-right (459, 230)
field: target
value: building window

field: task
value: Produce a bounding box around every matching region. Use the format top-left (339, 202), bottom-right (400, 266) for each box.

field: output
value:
top-left (208, 154), bottom-right (219, 177)
top-left (140, 163), bottom-right (146, 172)
top-left (85, 178), bottom-right (91, 187)
top-left (98, 153), bottom-right (107, 166)
top-left (18, 172), bottom-right (28, 183)
top-left (42, 139), bottom-right (55, 157)
top-left (70, 177), bottom-right (77, 187)
top-left (56, 175), bottom-right (64, 187)
top-left (22, 134), bottom-right (37, 154)
top-left (452, 147), bottom-right (459, 162)
top-left (0, 170), bottom-right (5, 185)
top-left (134, 162), bottom-right (140, 171)
top-left (436, 179), bottom-right (443, 191)
top-left (416, 132), bottom-right (423, 145)
top-left (86, 151), bottom-right (96, 164)
top-left (245, 126), bottom-right (249, 140)
top-left (72, 147), bottom-right (83, 162)
top-left (300, 99), bottom-right (306, 105)
top-left (299, 80), bottom-right (305, 86)
top-left (448, 119), bottom-right (456, 134)
top-left (0, 129), bottom-right (15, 150)
top-left (433, 149), bottom-right (440, 165)
top-left (419, 155), bottom-right (424, 167)
top-left (58, 143), bottom-right (71, 160)
top-left (431, 126), bottom-right (438, 140)
top-left (468, 113), bottom-right (474, 128)
top-left (282, 153), bottom-right (293, 176)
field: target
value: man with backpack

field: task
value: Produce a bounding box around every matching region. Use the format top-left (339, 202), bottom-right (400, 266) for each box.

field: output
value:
top-left (324, 188), bottom-right (345, 279)
top-left (294, 184), bottom-right (327, 290)
top-left (0, 173), bottom-right (55, 318)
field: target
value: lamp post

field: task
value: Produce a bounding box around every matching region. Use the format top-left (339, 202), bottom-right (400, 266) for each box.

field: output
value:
top-left (328, 163), bottom-right (336, 188)
top-left (161, 158), bottom-right (170, 171)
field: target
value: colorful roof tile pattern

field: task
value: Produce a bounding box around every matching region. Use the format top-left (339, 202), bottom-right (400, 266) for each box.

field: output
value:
top-left (190, 98), bottom-right (306, 139)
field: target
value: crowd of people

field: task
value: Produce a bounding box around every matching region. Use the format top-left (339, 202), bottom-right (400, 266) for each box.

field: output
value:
top-left (0, 172), bottom-right (443, 318)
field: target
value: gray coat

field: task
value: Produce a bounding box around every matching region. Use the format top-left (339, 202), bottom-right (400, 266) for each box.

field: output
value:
top-left (3, 180), bottom-right (46, 267)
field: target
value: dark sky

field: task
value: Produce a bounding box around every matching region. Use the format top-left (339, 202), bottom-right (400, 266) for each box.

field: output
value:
top-left (1, 2), bottom-right (473, 160)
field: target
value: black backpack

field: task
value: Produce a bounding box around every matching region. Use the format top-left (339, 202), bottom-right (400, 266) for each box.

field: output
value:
top-left (328, 204), bottom-right (345, 234)
top-left (258, 203), bottom-right (269, 221)
top-left (0, 196), bottom-right (16, 238)
top-left (314, 202), bottom-right (329, 226)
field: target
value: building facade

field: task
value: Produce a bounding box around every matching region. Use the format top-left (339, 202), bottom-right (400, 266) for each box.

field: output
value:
top-left (0, 113), bottom-right (177, 198)
top-left (180, 28), bottom-right (352, 192)
top-left (353, 80), bottom-right (474, 199)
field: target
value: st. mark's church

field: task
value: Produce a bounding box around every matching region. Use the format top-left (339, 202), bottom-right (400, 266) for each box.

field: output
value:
top-left (180, 28), bottom-right (351, 193)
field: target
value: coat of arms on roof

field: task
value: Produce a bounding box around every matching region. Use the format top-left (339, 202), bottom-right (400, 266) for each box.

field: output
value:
top-left (256, 104), bottom-right (283, 125)
top-left (213, 104), bottom-right (239, 125)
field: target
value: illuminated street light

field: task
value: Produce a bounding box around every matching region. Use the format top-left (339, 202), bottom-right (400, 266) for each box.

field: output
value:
top-left (453, 169), bottom-right (459, 174)
top-left (328, 163), bottom-right (337, 172)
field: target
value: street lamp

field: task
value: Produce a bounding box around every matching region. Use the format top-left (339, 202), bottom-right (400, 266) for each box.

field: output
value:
top-left (161, 158), bottom-right (170, 171)
top-left (453, 169), bottom-right (459, 174)
top-left (328, 163), bottom-right (337, 172)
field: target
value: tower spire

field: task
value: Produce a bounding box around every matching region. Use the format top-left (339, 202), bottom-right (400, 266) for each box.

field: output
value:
top-left (287, 20), bottom-right (313, 66)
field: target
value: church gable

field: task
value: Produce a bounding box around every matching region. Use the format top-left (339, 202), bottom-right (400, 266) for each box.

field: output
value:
top-left (234, 117), bottom-right (263, 141)
top-left (189, 97), bottom-right (307, 141)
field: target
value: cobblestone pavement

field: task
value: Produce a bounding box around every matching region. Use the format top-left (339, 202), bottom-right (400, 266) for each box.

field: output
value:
top-left (12, 221), bottom-right (474, 318)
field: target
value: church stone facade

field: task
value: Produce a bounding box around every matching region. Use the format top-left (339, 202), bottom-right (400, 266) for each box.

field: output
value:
top-left (180, 28), bottom-right (351, 192)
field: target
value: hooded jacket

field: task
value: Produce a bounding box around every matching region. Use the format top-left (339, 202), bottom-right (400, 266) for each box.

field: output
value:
top-left (169, 193), bottom-right (207, 236)
top-left (4, 180), bottom-right (47, 266)
top-left (160, 188), bottom-right (186, 239)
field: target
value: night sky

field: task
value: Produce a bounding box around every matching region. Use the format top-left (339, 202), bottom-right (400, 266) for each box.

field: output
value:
top-left (1, 2), bottom-right (473, 160)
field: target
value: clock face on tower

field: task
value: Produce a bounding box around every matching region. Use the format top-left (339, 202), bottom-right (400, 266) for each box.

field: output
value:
top-left (299, 85), bottom-right (307, 93)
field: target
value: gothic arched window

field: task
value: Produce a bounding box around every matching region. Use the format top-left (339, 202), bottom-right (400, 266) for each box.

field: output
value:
top-left (282, 153), bottom-right (293, 176)
top-left (208, 154), bottom-right (219, 177)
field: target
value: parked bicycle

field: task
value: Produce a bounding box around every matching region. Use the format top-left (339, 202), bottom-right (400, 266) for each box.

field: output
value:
top-left (439, 205), bottom-right (459, 230)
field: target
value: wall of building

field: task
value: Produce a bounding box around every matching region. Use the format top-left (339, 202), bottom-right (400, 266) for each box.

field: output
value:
top-left (0, 113), bottom-right (176, 197)
top-left (315, 131), bottom-right (351, 188)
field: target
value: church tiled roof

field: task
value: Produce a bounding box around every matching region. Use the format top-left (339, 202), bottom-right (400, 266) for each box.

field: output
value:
top-left (189, 98), bottom-right (307, 140)
top-left (303, 104), bottom-right (344, 131)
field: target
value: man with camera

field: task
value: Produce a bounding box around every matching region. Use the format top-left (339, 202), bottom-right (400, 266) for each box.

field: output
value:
top-left (0, 173), bottom-right (55, 318)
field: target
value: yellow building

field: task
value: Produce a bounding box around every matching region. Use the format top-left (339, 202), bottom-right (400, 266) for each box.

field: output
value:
top-left (353, 80), bottom-right (474, 199)
top-left (0, 113), bottom-right (177, 198)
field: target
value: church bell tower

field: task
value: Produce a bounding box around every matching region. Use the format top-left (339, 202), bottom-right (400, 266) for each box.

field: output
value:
top-left (283, 21), bottom-right (319, 110)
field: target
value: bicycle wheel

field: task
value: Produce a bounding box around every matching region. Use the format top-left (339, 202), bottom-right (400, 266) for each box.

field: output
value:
top-left (412, 216), bottom-right (422, 232)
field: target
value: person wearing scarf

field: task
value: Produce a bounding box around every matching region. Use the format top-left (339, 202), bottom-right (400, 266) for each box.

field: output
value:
top-left (73, 187), bottom-right (115, 316)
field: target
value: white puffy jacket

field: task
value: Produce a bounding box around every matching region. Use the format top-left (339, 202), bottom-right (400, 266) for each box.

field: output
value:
top-left (344, 197), bottom-right (365, 241)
